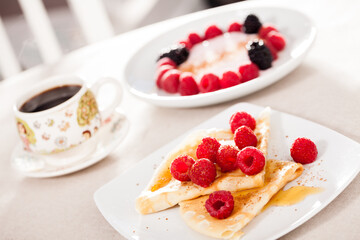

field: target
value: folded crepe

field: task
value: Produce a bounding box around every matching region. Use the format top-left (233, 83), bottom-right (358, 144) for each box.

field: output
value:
top-left (136, 107), bottom-right (271, 214)
top-left (179, 159), bottom-right (304, 240)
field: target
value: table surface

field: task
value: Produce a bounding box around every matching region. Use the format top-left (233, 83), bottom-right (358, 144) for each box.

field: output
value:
top-left (1, 0), bottom-right (359, 239)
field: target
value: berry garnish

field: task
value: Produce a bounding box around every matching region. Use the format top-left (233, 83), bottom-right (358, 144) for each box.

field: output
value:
top-left (204, 25), bottom-right (223, 40)
top-left (264, 39), bottom-right (278, 60)
top-left (229, 111), bottom-right (256, 133)
top-left (189, 158), bottom-right (217, 188)
top-left (158, 44), bottom-right (189, 65)
top-left (196, 137), bottom-right (221, 163)
top-left (243, 14), bottom-right (262, 33)
top-left (179, 72), bottom-right (199, 96)
top-left (179, 40), bottom-right (192, 50)
top-left (228, 22), bottom-right (242, 32)
top-left (237, 146), bottom-right (265, 175)
top-left (155, 65), bottom-right (174, 89)
top-left (157, 57), bottom-right (177, 68)
top-left (220, 71), bottom-right (242, 89)
top-left (170, 155), bottom-right (195, 181)
top-left (188, 33), bottom-right (203, 45)
top-left (259, 25), bottom-right (278, 39)
top-left (247, 39), bottom-right (273, 70)
top-left (199, 73), bottom-right (221, 93)
top-left (266, 31), bottom-right (286, 51)
top-left (205, 190), bottom-right (234, 219)
top-left (216, 145), bottom-right (239, 172)
top-left (162, 69), bottom-right (180, 93)
top-left (234, 126), bottom-right (257, 150)
top-left (239, 63), bottom-right (259, 82)
top-left (290, 138), bottom-right (318, 164)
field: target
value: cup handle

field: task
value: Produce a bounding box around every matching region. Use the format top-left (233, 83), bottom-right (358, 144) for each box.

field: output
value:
top-left (90, 77), bottom-right (123, 120)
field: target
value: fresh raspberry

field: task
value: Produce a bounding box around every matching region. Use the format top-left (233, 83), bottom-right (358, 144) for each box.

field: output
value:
top-left (189, 158), bottom-right (217, 187)
top-left (179, 72), bottom-right (199, 96)
top-left (155, 65), bottom-right (174, 89)
top-left (234, 126), bottom-right (257, 150)
top-left (229, 111), bottom-right (256, 133)
top-left (216, 145), bottom-right (239, 172)
top-left (290, 138), bottom-right (318, 164)
top-left (239, 63), bottom-right (259, 82)
top-left (162, 69), bottom-right (180, 93)
top-left (205, 190), bottom-right (234, 219)
top-left (179, 40), bottom-right (192, 50)
top-left (237, 146), bottom-right (265, 175)
top-left (266, 31), bottom-right (286, 51)
top-left (196, 137), bottom-right (221, 163)
top-left (264, 39), bottom-right (278, 60)
top-left (188, 33), bottom-right (202, 45)
top-left (259, 25), bottom-right (278, 39)
top-left (157, 57), bottom-right (177, 68)
top-left (228, 22), bottom-right (242, 32)
top-left (199, 73), bottom-right (221, 93)
top-left (220, 71), bottom-right (242, 89)
top-left (204, 25), bottom-right (223, 40)
top-left (170, 155), bottom-right (195, 181)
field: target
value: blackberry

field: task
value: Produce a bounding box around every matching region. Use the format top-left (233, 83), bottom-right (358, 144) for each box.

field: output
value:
top-left (247, 39), bottom-right (273, 70)
top-left (157, 44), bottom-right (189, 66)
top-left (243, 14), bottom-right (262, 34)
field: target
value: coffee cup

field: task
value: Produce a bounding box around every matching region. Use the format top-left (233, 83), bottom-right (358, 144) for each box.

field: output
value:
top-left (13, 75), bottom-right (122, 154)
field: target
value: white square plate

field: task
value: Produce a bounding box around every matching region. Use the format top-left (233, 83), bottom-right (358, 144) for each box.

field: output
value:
top-left (94, 103), bottom-right (360, 240)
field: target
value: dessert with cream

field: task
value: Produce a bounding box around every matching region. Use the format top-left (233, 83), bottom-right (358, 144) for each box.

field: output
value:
top-left (155, 14), bottom-right (286, 95)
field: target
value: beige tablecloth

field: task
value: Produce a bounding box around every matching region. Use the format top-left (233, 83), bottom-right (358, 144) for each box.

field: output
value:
top-left (0, 0), bottom-right (359, 239)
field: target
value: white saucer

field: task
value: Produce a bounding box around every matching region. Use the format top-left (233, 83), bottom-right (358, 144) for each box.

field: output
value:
top-left (11, 109), bottom-right (129, 178)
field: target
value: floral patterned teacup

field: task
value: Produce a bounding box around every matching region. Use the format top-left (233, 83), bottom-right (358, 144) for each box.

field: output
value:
top-left (13, 75), bottom-right (122, 154)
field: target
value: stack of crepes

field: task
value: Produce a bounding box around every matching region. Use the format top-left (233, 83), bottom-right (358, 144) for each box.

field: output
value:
top-left (136, 107), bottom-right (304, 239)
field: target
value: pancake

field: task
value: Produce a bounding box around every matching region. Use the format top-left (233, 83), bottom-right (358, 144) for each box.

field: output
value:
top-left (136, 107), bottom-right (271, 214)
top-left (179, 159), bottom-right (304, 240)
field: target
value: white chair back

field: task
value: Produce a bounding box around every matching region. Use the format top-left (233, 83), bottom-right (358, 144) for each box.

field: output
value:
top-left (0, 0), bottom-right (115, 79)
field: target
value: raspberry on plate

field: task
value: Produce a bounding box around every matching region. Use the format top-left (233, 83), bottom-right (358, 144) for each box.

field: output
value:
top-left (216, 145), bottom-right (239, 172)
top-left (238, 63), bottom-right (259, 82)
top-left (205, 190), bottom-right (234, 219)
top-left (259, 25), bottom-right (278, 39)
top-left (204, 25), bottom-right (223, 40)
top-left (236, 146), bottom-right (265, 175)
top-left (234, 126), bottom-right (258, 150)
top-left (155, 65), bottom-right (174, 89)
top-left (179, 72), bottom-right (199, 96)
top-left (196, 137), bottom-right (221, 163)
top-left (189, 158), bottom-right (217, 188)
top-left (264, 39), bottom-right (278, 60)
top-left (290, 138), bottom-right (318, 164)
top-left (199, 73), bottom-right (221, 93)
top-left (220, 71), bottom-right (242, 89)
top-left (228, 22), bottom-right (242, 32)
top-left (179, 40), bottom-right (192, 50)
top-left (156, 57), bottom-right (177, 68)
top-left (162, 69), bottom-right (180, 93)
top-left (170, 155), bottom-right (196, 181)
top-left (188, 33), bottom-right (202, 45)
top-left (266, 31), bottom-right (286, 51)
top-left (229, 111), bottom-right (256, 133)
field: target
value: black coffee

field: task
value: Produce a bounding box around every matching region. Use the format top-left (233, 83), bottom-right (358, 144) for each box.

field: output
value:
top-left (20, 85), bottom-right (81, 113)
